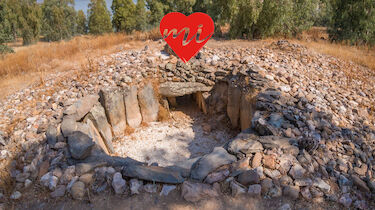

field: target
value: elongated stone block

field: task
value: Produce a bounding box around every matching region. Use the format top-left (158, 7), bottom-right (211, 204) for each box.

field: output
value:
top-left (99, 88), bottom-right (126, 136)
top-left (124, 86), bottom-right (142, 128)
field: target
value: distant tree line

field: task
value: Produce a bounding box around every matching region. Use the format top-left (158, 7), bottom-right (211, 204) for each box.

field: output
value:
top-left (1, 0), bottom-right (375, 54)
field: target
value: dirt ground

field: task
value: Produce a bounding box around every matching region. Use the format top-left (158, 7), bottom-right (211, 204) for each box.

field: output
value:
top-left (10, 184), bottom-right (341, 210)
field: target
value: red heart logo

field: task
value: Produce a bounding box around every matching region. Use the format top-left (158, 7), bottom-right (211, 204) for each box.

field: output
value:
top-left (160, 12), bottom-right (214, 63)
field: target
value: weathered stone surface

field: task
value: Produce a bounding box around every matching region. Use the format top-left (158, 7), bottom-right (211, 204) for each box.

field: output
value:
top-left (63, 94), bottom-right (99, 121)
top-left (46, 125), bottom-right (57, 146)
top-left (112, 172), bottom-right (126, 194)
top-left (351, 175), bottom-right (370, 192)
top-left (190, 147), bottom-right (236, 181)
top-left (138, 83), bottom-right (159, 122)
top-left (160, 185), bottom-right (176, 196)
top-left (86, 119), bottom-right (109, 154)
top-left (124, 86), bottom-right (142, 128)
top-left (283, 185), bottom-right (300, 199)
top-left (237, 169), bottom-right (260, 186)
top-left (227, 133), bottom-right (264, 155)
top-left (289, 164), bottom-right (306, 179)
top-left (99, 88), bottom-right (126, 136)
top-left (61, 117), bottom-right (89, 137)
top-left (257, 136), bottom-right (299, 156)
top-left (231, 180), bottom-right (247, 197)
top-left (248, 184), bottom-right (262, 196)
top-left (79, 173), bottom-right (93, 185)
top-left (227, 81), bottom-right (241, 128)
top-left (240, 91), bottom-right (255, 131)
top-left (208, 82), bottom-right (228, 114)
top-left (159, 82), bottom-right (212, 97)
top-left (50, 185), bottom-right (66, 198)
top-left (144, 183), bottom-right (158, 193)
top-left (181, 181), bottom-right (219, 202)
top-left (85, 104), bottom-right (114, 153)
top-left (204, 169), bottom-right (229, 184)
top-left (71, 181), bottom-right (85, 200)
top-left (130, 179), bottom-right (143, 195)
top-left (67, 131), bottom-right (95, 160)
top-left (122, 164), bottom-right (184, 184)
top-left (75, 162), bottom-right (106, 176)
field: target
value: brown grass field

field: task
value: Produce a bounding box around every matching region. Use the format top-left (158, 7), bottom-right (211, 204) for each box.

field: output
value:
top-left (0, 27), bottom-right (374, 99)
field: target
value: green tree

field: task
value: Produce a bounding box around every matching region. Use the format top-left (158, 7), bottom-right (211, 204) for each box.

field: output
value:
top-left (135, 0), bottom-right (148, 31)
top-left (329, 0), bottom-right (375, 45)
top-left (146, 0), bottom-right (166, 26)
top-left (41, 0), bottom-right (77, 42)
top-left (230, 0), bottom-right (262, 39)
top-left (292, 0), bottom-right (318, 35)
top-left (19, 0), bottom-right (42, 45)
top-left (254, 0), bottom-right (294, 38)
top-left (0, 0), bottom-right (14, 54)
top-left (76, 10), bottom-right (87, 34)
top-left (111, 0), bottom-right (136, 32)
top-left (88, 0), bottom-right (112, 34)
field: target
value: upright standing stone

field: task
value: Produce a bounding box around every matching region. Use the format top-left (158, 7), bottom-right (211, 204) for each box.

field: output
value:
top-left (124, 86), bottom-right (142, 128)
top-left (240, 91), bottom-right (255, 131)
top-left (99, 88), bottom-right (126, 136)
top-left (84, 104), bottom-right (114, 153)
top-left (86, 119), bottom-right (109, 154)
top-left (138, 83), bottom-right (159, 123)
top-left (227, 81), bottom-right (241, 128)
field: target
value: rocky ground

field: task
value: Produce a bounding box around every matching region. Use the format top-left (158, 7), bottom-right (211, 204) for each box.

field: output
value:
top-left (0, 39), bottom-right (375, 209)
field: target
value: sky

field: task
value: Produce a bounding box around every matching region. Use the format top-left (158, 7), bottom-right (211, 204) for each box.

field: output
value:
top-left (37, 0), bottom-right (113, 15)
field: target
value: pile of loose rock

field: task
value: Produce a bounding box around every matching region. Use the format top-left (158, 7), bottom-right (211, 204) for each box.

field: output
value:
top-left (1, 40), bottom-right (375, 209)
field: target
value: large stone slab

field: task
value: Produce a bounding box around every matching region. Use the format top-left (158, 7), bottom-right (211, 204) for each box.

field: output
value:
top-left (124, 86), bottom-right (142, 128)
top-left (99, 88), bottom-right (126, 136)
top-left (86, 119), bottom-right (109, 154)
top-left (227, 80), bottom-right (241, 128)
top-left (240, 91), bottom-right (256, 131)
top-left (63, 95), bottom-right (99, 121)
top-left (190, 147), bottom-right (236, 181)
top-left (138, 83), bottom-right (159, 123)
top-left (122, 164), bottom-right (184, 184)
top-left (84, 104), bottom-right (114, 153)
top-left (159, 82), bottom-right (212, 97)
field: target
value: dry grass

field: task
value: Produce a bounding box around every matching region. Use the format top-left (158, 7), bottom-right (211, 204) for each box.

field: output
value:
top-left (294, 39), bottom-right (375, 71)
top-left (0, 31), bottom-right (162, 98)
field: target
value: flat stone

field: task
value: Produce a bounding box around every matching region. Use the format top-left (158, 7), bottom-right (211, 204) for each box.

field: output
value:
top-left (79, 173), bottom-right (93, 185)
top-left (228, 134), bottom-right (264, 156)
top-left (248, 184), bottom-right (261, 196)
top-left (283, 185), bottom-right (300, 199)
top-left (99, 88), bottom-right (126, 136)
top-left (313, 178), bottom-right (331, 193)
top-left (289, 164), bottom-right (306, 179)
top-left (230, 180), bottom-right (247, 197)
top-left (122, 164), bottom-right (184, 184)
top-left (190, 147), bottom-right (236, 181)
top-left (67, 131), bottom-right (95, 160)
top-left (181, 181), bottom-right (219, 202)
top-left (159, 82), bottom-right (212, 97)
top-left (138, 82), bottom-right (159, 122)
top-left (50, 185), bottom-right (66, 198)
top-left (237, 169), bottom-right (260, 186)
top-left (204, 169), bottom-right (230, 184)
top-left (351, 175), bottom-right (370, 192)
top-left (63, 95), bottom-right (99, 121)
